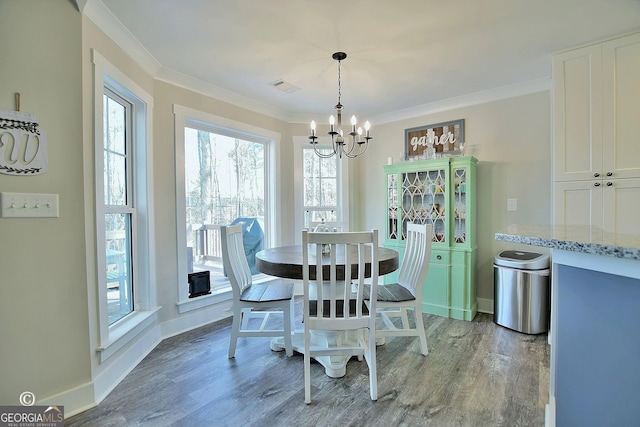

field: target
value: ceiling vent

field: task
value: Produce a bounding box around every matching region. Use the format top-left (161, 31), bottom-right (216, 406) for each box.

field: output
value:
top-left (269, 79), bottom-right (299, 93)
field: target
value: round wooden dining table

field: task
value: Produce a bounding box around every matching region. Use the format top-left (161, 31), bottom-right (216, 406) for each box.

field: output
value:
top-left (255, 244), bottom-right (399, 378)
top-left (255, 245), bottom-right (399, 280)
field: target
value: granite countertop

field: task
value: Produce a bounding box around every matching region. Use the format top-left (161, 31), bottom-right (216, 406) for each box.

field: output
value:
top-left (495, 225), bottom-right (640, 261)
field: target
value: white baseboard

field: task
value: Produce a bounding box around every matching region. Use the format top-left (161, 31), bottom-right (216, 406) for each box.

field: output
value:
top-left (93, 324), bottom-right (162, 404)
top-left (545, 397), bottom-right (556, 427)
top-left (39, 381), bottom-right (96, 419)
top-left (162, 299), bottom-right (233, 339)
top-left (41, 323), bottom-right (162, 419)
top-left (477, 298), bottom-right (494, 314)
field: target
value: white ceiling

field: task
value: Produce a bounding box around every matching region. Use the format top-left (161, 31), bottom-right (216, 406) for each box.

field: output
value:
top-left (84, 0), bottom-right (640, 124)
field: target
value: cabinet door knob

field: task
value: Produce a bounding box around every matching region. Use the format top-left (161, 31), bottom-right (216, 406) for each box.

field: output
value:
top-left (594, 172), bottom-right (600, 177)
top-left (594, 182), bottom-right (601, 187)
top-left (606, 181), bottom-right (613, 187)
top-left (606, 171), bottom-right (613, 177)
top-left (436, 255), bottom-right (442, 260)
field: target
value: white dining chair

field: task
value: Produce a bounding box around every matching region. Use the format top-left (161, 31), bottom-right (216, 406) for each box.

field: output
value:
top-left (368, 222), bottom-right (432, 356)
top-left (302, 229), bottom-right (379, 404)
top-left (221, 224), bottom-right (295, 358)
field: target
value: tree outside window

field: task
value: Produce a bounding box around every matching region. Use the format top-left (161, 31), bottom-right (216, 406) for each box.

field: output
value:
top-left (184, 127), bottom-right (266, 288)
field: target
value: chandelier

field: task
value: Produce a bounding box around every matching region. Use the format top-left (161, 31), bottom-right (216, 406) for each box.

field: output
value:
top-left (309, 52), bottom-right (372, 159)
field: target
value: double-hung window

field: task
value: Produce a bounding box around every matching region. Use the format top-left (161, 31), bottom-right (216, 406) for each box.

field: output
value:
top-left (92, 50), bottom-right (157, 360)
top-left (102, 88), bottom-right (134, 325)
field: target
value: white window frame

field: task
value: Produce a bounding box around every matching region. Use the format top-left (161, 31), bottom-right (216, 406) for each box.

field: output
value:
top-left (173, 105), bottom-right (280, 313)
top-left (102, 87), bottom-right (135, 324)
top-left (91, 50), bottom-right (158, 362)
top-left (293, 136), bottom-right (350, 244)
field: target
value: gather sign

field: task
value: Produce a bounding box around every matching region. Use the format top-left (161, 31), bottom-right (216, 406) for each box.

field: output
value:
top-left (0, 109), bottom-right (48, 175)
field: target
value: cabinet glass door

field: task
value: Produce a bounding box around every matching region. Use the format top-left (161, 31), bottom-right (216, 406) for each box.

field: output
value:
top-left (452, 166), bottom-right (468, 244)
top-left (401, 168), bottom-right (447, 242)
top-left (387, 173), bottom-right (398, 240)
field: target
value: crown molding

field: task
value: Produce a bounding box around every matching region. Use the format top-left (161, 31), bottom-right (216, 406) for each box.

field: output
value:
top-left (376, 77), bottom-right (551, 124)
top-left (83, 0), bottom-right (293, 122)
top-left (156, 68), bottom-right (292, 122)
top-left (287, 77), bottom-right (550, 125)
top-left (83, 1), bottom-right (165, 80)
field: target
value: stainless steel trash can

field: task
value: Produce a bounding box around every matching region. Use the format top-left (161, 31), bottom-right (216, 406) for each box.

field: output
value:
top-left (494, 250), bottom-right (550, 334)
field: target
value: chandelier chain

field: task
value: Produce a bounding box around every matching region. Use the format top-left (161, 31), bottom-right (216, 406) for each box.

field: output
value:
top-left (337, 59), bottom-right (341, 105)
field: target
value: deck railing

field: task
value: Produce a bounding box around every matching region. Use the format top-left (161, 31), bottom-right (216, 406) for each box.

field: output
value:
top-left (194, 224), bottom-right (223, 263)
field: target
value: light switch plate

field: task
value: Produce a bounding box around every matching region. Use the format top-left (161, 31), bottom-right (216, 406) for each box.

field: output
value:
top-left (507, 198), bottom-right (518, 212)
top-left (0, 192), bottom-right (59, 218)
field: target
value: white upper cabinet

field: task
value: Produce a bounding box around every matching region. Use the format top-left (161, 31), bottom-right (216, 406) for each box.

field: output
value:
top-left (553, 32), bottom-right (640, 183)
top-left (553, 44), bottom-right (603, 182)
top-left (601, 33), bottom-right (640, 180)
top-left (553, 32), bottom-right (640, 236)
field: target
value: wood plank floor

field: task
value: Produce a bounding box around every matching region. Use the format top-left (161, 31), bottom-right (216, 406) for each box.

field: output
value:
top-left (67, 300), bottom-right (549, 427)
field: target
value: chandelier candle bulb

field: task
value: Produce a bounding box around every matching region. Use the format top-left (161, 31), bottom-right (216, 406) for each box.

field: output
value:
top-left (310, 120), bottom-right (316, 137)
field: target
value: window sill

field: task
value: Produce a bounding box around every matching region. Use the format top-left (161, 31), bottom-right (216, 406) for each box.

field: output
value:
top-left (177, 288), bottom-right (232, 314)
top-left (97, 307), bottom-right (161, 363)
top-left (176, 274), bottom-right (278, 314)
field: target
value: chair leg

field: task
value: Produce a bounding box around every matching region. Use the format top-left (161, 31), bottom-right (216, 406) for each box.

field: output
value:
top-left (228, 308), bottom-right (242, 359)
top-left (304, 330), bottom-right (312, 404)
top-left (414, 305), bottom-right (429, 356)
top-left (365, 327), bottom-right (378, 401)
top-left (283, 300), bottom-right (293, 357)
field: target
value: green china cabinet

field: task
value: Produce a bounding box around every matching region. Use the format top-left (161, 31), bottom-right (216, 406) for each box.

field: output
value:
top-left (384, 156), bottom-right (477, 321)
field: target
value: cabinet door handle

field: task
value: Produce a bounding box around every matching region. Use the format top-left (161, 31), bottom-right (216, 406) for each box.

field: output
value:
top-left (594, 172), bottom-right (600, 177)
top-left (594, 182), bottom-right (601, 187)
top-left (436, 255), bottom-right (442, 260)
top-left (606, 181), bottom-right (613, 187)
top-left (606, 172), bottom-right (613, 177)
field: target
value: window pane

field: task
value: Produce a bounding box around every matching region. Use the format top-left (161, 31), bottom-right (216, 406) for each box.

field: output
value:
top-left (105, 212), bottom-right (133, 324)
top-left (104, 93), bottom-right (129, 206)
top-left (303, 150), bottom-right (319, 176)
top-left (322, 178), bottom-right (337, 205)
top-left (104, 151), bottom-right (127, 206)
top-left (104, 95), bottom-right (126, 154)
top-left (184, 127), bottom-right (266, 290)
top-left (304, 177), bottom-right (319, 206)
